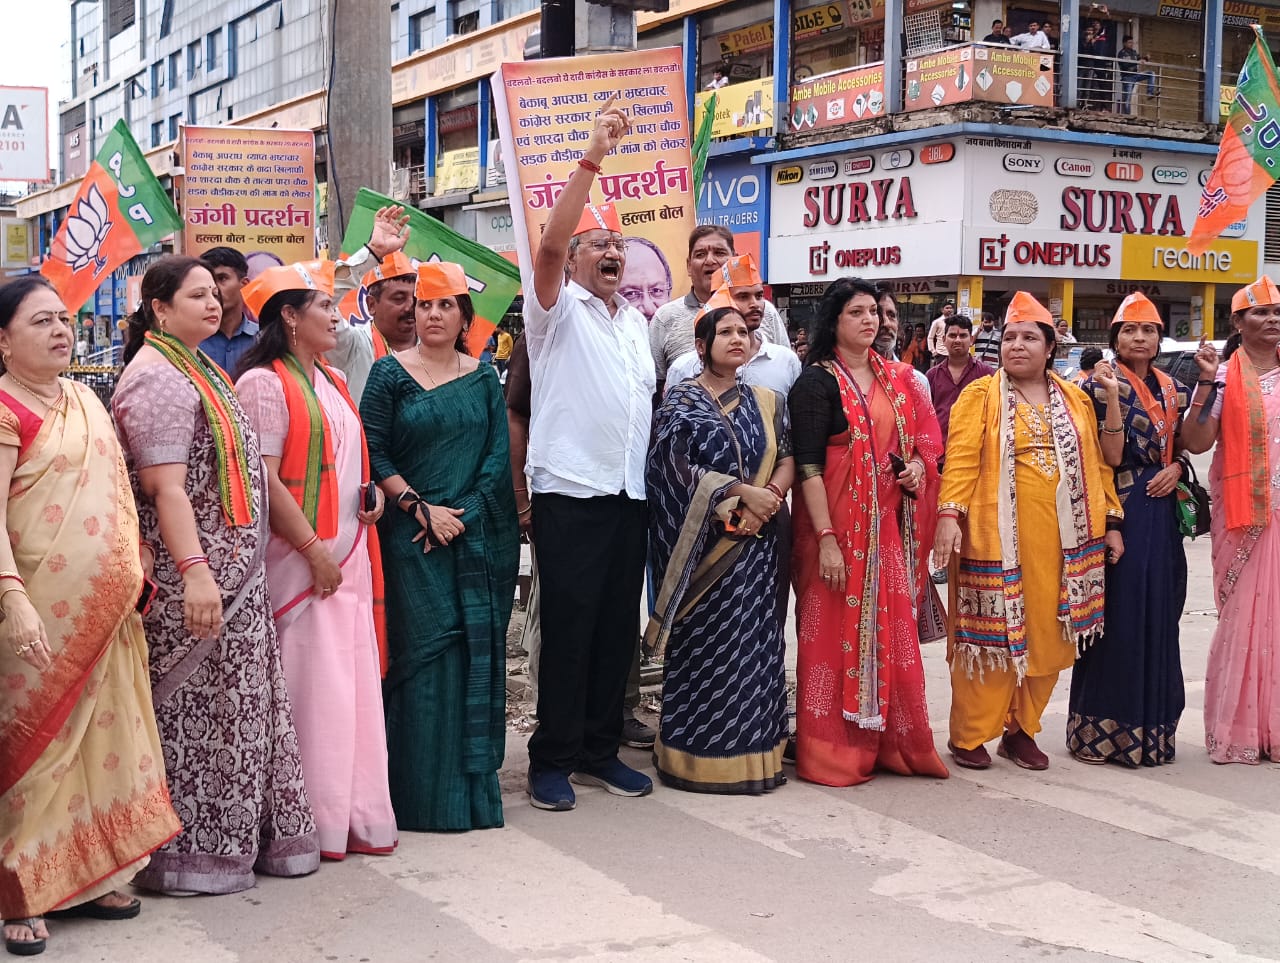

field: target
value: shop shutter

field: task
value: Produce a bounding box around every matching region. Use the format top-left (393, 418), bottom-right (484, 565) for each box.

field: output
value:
top-left (1266, 182), bottom-right (1280, 264)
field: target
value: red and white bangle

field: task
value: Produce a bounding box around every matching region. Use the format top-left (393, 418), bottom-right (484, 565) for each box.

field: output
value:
top-left (817, 527), bottom-right (837, 541)
top-left (176, 555), bottom-right (209, 576)
top-left (765, 483), bottom-right (785, 500)
top-left (578, 157), bottom-right (602, 175)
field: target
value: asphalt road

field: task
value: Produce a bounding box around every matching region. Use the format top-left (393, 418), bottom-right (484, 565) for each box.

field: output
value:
top-left (54, 528), bottom-right (1280, 963)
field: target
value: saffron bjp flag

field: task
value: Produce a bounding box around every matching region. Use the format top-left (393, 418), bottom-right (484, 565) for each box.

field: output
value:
top-left (41, 120), bottom-right (182, 313)
top-left (339, 187), bottom-right (521, 358)
top-left (1187, 25), bottom-right (1280, 256)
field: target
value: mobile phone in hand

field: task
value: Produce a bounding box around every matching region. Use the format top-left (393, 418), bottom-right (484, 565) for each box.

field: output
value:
top-left (363, 481), bottom-right (378, 512)
top-left (136, 577), bottom-right (159, 617)
top-left (887, 452), bottom-right (917, 499)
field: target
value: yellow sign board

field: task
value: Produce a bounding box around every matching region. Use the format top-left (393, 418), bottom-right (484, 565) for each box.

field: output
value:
top-left (434, 147), bottom-right (480, 196)
top-left (718, 21), bottom-right (774, 58)
top-left (793, 3), bottom-right (846, 42)
top-left (1120, 235), bottom-right (1257, 285)
top-left (695, 78), bottom-right (775, 138)
top-left (2, 223), bottom-right (28, 267)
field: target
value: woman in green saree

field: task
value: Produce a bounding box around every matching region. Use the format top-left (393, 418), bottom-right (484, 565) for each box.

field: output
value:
top-left (360, 261), bottom-right (518, 831)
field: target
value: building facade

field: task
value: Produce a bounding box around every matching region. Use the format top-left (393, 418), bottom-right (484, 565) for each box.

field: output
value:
top-left (16, 0), bottom-right (1280, 340)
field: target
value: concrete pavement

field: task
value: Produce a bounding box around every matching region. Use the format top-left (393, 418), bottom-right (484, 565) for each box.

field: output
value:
top-left (55, 534), bottom-right (1280, 963)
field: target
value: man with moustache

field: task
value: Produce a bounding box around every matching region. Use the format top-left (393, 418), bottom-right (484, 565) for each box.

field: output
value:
top-left (524, 99), bottom-right (656, 812)
top-left (664, 254), bottom-right (800, 396)
top-left (330, 205), bottom-right (419, 402)
top-left (873, 286), bottom-right (932, 399)
top-left (199, 246), bottom-right (258, 375)
top-left (649, 226), bottom-right (788, 394)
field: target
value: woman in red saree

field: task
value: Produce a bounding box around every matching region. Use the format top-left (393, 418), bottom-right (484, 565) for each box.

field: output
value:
top-left (0, 277), bottom-right (180, 955)
top-left (787, 277), bottom-right (949, 786)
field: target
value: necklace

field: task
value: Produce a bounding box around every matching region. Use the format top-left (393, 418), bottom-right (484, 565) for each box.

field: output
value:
top-left (698, 378), bottom-right (747, 480)
top-left (415, 345), bottom-right (461, 387)
top-left (6, 372), bottom-right (65, 412)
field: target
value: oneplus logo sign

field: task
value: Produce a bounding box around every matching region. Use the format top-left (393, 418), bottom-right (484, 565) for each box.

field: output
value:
top-left (978, 235), bottom-right (1007, 271)
top-left (809, 242), bottom-right (830, 274)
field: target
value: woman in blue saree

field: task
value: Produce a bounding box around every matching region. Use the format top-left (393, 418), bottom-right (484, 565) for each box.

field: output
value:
top-left (1067, 293), bottom-right (1189, 766)
top-left (646, 304), bottom-right (795, 794)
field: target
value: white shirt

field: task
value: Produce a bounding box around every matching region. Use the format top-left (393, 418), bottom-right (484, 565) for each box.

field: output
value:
top-left (665, 337), bottom-right (802, 397)
top-left (1011, 30), bottom-right (1050, 50)
top-left (330, 246), bottom-right (380, 402)
top-left (649, 291), bottom-right (789, 379)
top-left (927, 316), bottom-right (952, 356)
top-left (525, 280), bottom-right (656, 499)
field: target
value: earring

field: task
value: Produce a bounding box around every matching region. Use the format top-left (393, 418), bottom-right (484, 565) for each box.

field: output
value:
top-left (288, 323), bottom-right (297, 348)
top-left (157, 315), bottom-right (166, 333)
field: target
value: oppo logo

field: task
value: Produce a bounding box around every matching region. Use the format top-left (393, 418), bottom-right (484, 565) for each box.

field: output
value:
top-left (1003, 153), bottom-right (1044, 173)
top-left (1055, 157), bottom-right (1093, 177)
top-left (1152, 166), bottom-right (1190, 185)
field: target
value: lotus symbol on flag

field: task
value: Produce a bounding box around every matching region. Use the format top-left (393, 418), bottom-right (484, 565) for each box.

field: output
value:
top-left (62, 184), bottom-right (115, 275)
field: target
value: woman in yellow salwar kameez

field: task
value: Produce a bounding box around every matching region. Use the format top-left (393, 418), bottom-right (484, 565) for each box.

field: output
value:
top-left (933, 293), bottom-right (1123, 772)
top-left (0, 278), bottom-right (180, 956)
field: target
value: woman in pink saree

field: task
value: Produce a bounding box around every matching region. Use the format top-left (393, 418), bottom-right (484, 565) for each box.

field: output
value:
top-left (1182, 276), bottom-right (1280, 764)
top-left (235, 262), bottom-right (398, 859)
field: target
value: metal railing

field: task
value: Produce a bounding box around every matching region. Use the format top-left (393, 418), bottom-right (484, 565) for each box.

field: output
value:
top-left (1076, 53), bottom-right (1204, 124)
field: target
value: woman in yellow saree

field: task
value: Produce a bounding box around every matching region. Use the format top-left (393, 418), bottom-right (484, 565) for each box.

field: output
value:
top-left (0, 277), bottom-right (180, 956)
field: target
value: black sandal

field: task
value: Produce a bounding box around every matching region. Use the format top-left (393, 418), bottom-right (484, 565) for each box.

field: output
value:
top-left (3, 918), bottom-right (46, 956)
top-left (46, 893), bottom-right (141, 921)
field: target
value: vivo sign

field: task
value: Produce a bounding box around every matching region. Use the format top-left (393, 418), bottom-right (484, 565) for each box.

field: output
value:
top-left (698, 157), bottom-right (766, 233)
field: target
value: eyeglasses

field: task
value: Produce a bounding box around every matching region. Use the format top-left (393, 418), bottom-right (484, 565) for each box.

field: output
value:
top-left (584, 236), bottom-right (625, 253)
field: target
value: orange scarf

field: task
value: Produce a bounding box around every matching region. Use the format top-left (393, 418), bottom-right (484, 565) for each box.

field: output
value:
top-left (1221, 347), bottom-right (1276, 531)
top-left (372, 325), bottom-right (390, 361)
top-left (274, 357), bottom-right (389, 675)
top-left (1116, 362), bottom-right (1178, 467)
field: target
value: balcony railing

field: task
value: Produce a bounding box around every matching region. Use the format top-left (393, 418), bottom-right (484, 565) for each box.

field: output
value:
top-left (1076, 53), bottom-right (1204, 125)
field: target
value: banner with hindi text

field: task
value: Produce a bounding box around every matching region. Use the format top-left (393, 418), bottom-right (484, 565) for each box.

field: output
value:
top-left (492, 47), bottom-right (695, 319)
top-left (182, 125), bottom-right (316, 263)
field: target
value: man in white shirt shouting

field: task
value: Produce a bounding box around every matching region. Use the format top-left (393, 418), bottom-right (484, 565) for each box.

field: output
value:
top-left (523, 97), bottom-right (657, 812)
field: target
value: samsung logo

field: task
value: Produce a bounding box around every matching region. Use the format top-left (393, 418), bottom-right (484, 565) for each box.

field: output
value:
top-left (808, 160), bottom-right (838, 180)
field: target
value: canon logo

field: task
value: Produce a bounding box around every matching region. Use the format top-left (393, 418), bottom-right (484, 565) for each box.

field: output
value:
top-left (1003, 154), bottom-right (1045, 173)
top-left (1055, 157), bottom-right (1093, 177)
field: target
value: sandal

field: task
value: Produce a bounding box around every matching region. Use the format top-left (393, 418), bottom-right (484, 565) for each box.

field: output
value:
top-left (46, 893), bottom-right (140, 921)
top-left (3, 918), bottom-right (45, 956)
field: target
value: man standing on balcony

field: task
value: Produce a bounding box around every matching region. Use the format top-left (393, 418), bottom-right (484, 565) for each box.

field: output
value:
top-left (1118, 35), bottom-right (1158, 113)
top-left (982, 20), bottom-right (1006, 43)
top-left (524, 98), bottom-right (656, 812)
top-left (649, 225), bottom-right (788, 395)
top-left (1011, 20), bottom-right (1051, 50)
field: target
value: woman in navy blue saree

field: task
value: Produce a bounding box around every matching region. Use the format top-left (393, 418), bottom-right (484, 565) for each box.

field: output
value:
top-left (645, 306), bottom-right (795, 794)
top-left (1067, 294), bottom-right (1189, 767)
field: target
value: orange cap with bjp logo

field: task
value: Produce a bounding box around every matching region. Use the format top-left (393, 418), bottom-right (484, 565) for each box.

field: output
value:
top-left (242, 259), bottom-right (336, 319)
top-left (1230, 275), bottom-right (1280, 314)
top-left (691, 285), bottom-right (736, 329)
top-left (714, 254), bottom-right (762, 291)
top-left (415, 261), bottom-right (469, 301)
top-left (361, 251), bottom-right (417, 290)
top-left (1110, 292), bottom-right (1163, 329)
top-left (572, 202), bottom-right (624, 237)
top-left (1004, 291), bottom-right (1053, 327)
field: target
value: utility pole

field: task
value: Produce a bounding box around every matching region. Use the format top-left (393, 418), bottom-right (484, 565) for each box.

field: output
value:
top-left (325, 0), bottom-right (392, 245)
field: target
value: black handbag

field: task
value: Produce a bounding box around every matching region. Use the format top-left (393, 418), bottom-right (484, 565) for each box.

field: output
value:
top-left (1174, 455), bottom-right (1211, 539)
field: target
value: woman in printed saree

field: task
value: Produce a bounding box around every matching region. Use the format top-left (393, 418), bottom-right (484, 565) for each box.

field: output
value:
top-left (360, 262), bottom-right (518, 831)
top-left (234, 262), bottom-right (398, 859)
top-left (1181, 275), bottom-right (1280, 764)
top-left (0, 278), bottom-right (181, 956)
top-left (113, 257), bottom-right (319, 895)
top-left (934, 292), bottom-right (1123, 773)
top-left (786, 277), bottom-right (948, 787)
top-left (1067, 293), bottom-right (1189, 767)
top-left (646, 303), bottom-right (794, 794)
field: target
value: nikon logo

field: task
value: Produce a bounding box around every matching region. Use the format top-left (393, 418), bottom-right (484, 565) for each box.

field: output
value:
top-left (775, 166), bottom-right (803, 185)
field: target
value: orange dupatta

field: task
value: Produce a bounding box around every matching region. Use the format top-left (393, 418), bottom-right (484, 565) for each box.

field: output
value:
top-left (273, 358), bottom-right (389, 675)
top-left (1220, 347), bottom-right (1276, 531)
top-left (1116, 362), bottom-right (1179, 467)
top-left (371, 325), bottom-right (390, 361)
